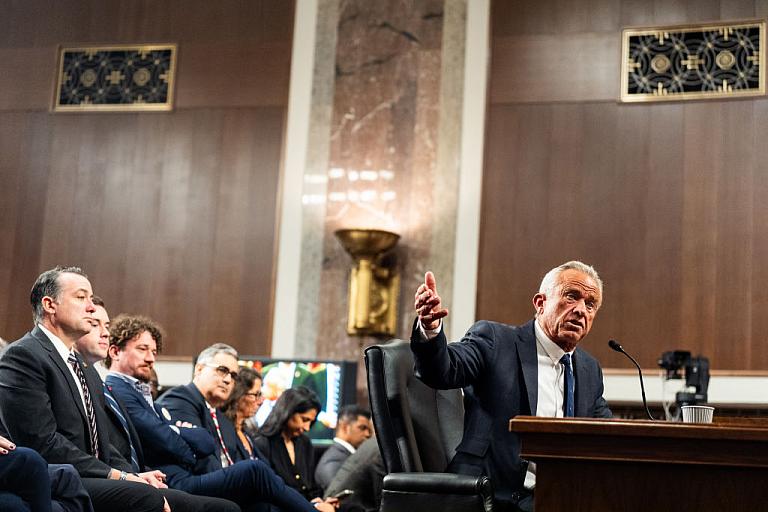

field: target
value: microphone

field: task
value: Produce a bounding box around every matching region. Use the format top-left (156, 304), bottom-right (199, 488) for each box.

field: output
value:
top-left (608, 339), bottom-right (655, 420)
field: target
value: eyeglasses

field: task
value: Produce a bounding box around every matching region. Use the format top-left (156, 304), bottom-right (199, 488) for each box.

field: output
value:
top-left (244, 391), bottom-right (263, 400)
top-left (203, 363), bottom-right (238, 380)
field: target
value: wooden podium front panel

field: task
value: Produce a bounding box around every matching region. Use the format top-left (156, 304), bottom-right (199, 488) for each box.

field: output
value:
top-left (536, 459), bottom-right (766, 511)
top-left (510, 417), bottom-right (768, 511)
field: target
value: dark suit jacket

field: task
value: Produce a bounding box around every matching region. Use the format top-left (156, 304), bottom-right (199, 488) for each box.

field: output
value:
top-left (410, 319), bottom-right (612, 502)
top-left (105, 375), bottom-right (215, 475)
top-left (252, 432), bottom-right (322, 501)
top-left (0, 326), bottom-right (122, 477)
top-left (155, 383), bottom-right (241, 476)
top-left (231, 428), bottom-right (262, 462)
top-left (314, 441), bottom-right (351, 490)
top-left (102, 382), bottom-right (147, 472)
top-left (324, 437), bottom-right (385, 512)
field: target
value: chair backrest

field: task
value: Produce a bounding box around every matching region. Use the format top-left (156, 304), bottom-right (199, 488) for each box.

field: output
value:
top-left (365, 340), bottom-right (465, 474)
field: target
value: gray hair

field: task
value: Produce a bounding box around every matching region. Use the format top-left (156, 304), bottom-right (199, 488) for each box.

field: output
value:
top-left (30, 266), bottom-right (88, 324)
top-left (539, 261), bottom-right (603, 297)
top-left (196, 343), bottom-right (239, 366)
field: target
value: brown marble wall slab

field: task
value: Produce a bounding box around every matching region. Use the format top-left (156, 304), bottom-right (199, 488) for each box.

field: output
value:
top-left (304, 0), bottom-right (461, 398)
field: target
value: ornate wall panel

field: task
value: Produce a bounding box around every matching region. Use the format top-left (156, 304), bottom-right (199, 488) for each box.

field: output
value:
top-left (0, 1), bottom-right (293, 359)
top-left (54, 44), bottom-right (176, 111)
top-left (485, 0), bottom-right (768, 371)
top-left (621, 20), bottom-right (765, 102)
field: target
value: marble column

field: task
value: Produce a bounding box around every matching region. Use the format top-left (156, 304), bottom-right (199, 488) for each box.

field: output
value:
top-left (274, 0), bottom-right (488, 403)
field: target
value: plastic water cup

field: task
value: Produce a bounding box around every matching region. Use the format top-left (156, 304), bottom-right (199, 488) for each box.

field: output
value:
top-left (681, 405), bottom-right (714, 424)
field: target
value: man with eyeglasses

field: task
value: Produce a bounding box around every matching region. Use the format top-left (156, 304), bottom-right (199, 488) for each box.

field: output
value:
top-left (76, 304), bottom-right (239, 512)
top-left (117, 341), bottom-right (335, 512)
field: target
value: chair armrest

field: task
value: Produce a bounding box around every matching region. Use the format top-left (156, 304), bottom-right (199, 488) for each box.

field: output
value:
top-left (382, 473), bottom-right (493, 512)
top-left (384, 472), bottom-right (491, 495)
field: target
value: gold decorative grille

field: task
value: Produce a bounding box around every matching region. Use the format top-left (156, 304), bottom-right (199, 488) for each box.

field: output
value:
top-left (621, 21), bottom-right (764, 102)
top-left (54, 44), bottom-right (176, 112)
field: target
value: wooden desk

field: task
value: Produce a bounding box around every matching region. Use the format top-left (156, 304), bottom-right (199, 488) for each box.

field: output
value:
top-left (509, 416), bottom-right (768, 511)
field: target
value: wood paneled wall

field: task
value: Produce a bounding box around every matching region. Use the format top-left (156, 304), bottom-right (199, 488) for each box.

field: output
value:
top-left (0, 1), bottom-right (293, 357)
top-left (479, 0), bottom-right (768, 371)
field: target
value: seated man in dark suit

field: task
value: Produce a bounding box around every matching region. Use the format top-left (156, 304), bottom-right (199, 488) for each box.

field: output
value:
top-left (412, 261), bottom-right (613, 511)
top-left (314, 405), bottom-right (372, 491)
top-left (323, 437), bottom-right (385, 512)
top-left (74, 298), bottom-right (240, 512)
top-left (105, 323), bottom-right (336, 512)
top-left (0, 266), bottom-right (171, 512)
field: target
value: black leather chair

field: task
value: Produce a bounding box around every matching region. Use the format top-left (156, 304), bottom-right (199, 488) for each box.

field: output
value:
top-left (365, 340), bottom-right (493, 512)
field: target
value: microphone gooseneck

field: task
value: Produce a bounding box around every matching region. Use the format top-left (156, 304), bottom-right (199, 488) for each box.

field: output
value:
top-left (608, 339), bottom-right (655, 421)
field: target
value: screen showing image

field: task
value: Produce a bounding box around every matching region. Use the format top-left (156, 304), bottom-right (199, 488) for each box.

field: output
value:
top-left (239, 358), bottom-right (357, 442)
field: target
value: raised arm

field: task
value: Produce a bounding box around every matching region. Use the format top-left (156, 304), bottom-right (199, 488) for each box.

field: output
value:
top-left (414, 271), bottom-right (449, 333)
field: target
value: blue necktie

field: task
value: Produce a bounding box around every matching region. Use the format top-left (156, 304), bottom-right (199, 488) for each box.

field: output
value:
top-left (103, 384), bottom-right (141, 472)
top-left (560, 354), bottom-right (575, 417)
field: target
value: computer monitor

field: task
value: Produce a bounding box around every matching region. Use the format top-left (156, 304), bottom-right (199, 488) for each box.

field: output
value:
top-left (238, 357), bottom-right (358, 442)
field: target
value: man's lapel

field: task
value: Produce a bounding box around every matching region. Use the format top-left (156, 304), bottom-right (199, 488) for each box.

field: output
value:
top-left (572, 349), bottom-right (591, 417)
top-left (84, 364), bottom-right (113, 461)
top-left (517, 320), bottom-right (538, 415)
top-left (31, 326), bottom-right (89, 423)
top-left (107, 375), bottom-right (155, 415)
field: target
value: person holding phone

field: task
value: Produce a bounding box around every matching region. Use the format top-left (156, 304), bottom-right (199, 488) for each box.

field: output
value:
top-left (253, 387), bottom-right (338, 509)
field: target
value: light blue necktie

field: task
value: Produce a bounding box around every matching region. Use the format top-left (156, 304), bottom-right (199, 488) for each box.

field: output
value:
top-left (560, 354), bottom-right (575, 417)
top-left (103, 384), bottom-right (141, 472)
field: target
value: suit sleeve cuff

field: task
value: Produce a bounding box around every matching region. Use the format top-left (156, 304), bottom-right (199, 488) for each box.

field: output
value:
top-left (418, 319), bottom-right (443, 340)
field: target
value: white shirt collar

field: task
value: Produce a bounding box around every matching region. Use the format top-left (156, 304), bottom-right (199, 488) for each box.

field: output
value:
top-left (107, 369), bottom-right (140, 386)
top-left (533, 319), bottom-right (572, 364)
top-left (38, 323), bottom-right (73, 361)
top-left (333, 437), bottom-right (356, 454)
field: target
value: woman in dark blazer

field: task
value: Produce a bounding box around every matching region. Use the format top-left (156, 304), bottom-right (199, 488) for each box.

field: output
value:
top-left (221, 367), bottom-right (263, 461)
top-left (252, 387), bottom-right (323, 501)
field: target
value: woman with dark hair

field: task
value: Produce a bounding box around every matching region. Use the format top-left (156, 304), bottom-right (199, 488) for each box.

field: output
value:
top-left (253, 386), bottom-right (325, 502)
top-left (222, 367), bottom-right (264, 460)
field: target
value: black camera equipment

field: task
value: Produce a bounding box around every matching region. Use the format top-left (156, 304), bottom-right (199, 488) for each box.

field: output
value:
top-left (658, 350), bottom-right (710, 406)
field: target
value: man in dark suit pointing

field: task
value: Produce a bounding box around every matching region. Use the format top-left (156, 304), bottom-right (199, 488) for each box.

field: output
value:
top-left (411, 261), bottom-right (612, 511)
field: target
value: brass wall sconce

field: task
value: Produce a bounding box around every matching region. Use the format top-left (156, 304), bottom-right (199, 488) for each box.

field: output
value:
top-left (335, 228), bottom-right (400, 337)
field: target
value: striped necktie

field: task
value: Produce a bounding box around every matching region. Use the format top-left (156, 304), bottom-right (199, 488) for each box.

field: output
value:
top-left (560, 353), bottom-right (575, 417)
top-left (67, 352), bottom-right (100, 458)
top-left (103, 384), bottom-right (140, 472)
top-left (208, 406), bottom-right (234, 467)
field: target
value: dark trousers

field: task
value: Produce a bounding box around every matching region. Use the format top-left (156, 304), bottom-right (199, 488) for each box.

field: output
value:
top-left (0, 446), bottom-right (52, 512)
top-left (82, 478), bottom-right (241, 512)
top-left (168, 459), bottom-right (315, 512)
top-left (0, 492), bottom-right (30, 511)
top-left (47, 464), bottom-right (93, 512)
top-left (80, 479), bottom-right (165, 512)
top-left (160, 488), bottom-right (240, 512)
top-left (494, 491), bottom-right (534, 512)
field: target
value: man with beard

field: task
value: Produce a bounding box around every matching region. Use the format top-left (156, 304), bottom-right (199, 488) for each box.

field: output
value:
top-left (108, 331), bottom-right (336, 512)
top-left (74, 299), bottom-right (239, 512)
